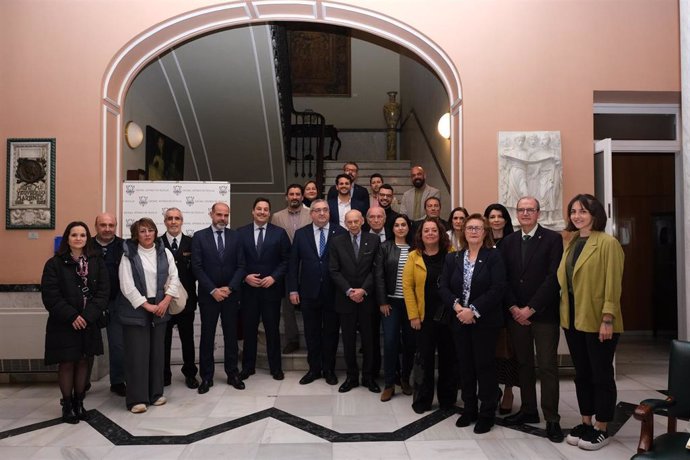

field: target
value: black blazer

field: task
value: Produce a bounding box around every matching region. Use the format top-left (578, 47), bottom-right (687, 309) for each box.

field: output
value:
top-left (288, 224), bottom-right (346, 301)
top-left (161, 234), bottom-right (197, 312)
top-left (328, 197), bottom-right (370, 230)
top-left (374, 240), bottom-right (404, 304)
top-left (328, 232), bottom-right (380, 314)
top-left (499, 225), bottom-right (563, 323)
top-left (191, 226), bottom-right (245, 305)
top-left (439, 247), bottom-right (506, 328)
top-left (327, 183), bottom-right (369, 204)
top-left (236, 222), bottom-right (291, 302)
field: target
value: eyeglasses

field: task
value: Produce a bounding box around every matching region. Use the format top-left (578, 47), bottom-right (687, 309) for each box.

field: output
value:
top-left (516, 208), bottom-right (538, 214)
top-left (465, 226), bottom-right (484, 233)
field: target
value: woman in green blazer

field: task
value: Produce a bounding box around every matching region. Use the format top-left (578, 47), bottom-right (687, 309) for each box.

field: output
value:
top-left (557, 194), bottom-right (624, 451)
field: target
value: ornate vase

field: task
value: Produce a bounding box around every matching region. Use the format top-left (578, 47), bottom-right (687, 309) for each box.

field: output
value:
top-left (383, 91), bottom-right (401, 160)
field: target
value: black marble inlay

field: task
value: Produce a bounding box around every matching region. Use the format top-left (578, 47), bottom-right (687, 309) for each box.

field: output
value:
top-left (0, 284), bottom-right (41, 292)
top-left (0, 400), bottom-right (640, 446)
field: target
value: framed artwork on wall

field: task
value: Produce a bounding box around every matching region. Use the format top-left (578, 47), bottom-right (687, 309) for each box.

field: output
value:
top-left (6, 138), bottom-right (56, 229)
top-left (288, 24), bottom-right (351, 97)
top-left (145, 126), bottom-right (184, 181)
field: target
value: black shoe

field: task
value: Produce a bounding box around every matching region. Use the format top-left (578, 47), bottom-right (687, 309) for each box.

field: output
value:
top-left (227, 374), bottom-right (246, 390)
top-left (323, 371), bottom-right (338, 385)
top-left (72, 393), bottom-right (87, 421)
top-left (110, 383), bottom-right (126, 397)
top-left (338, 378), bottom-right (359, 393)
top-left (566, 423), bottom-right (593, 446)
top-left (282, 342), bottom-right (299, 354)
top-left (299, 371), bottom-right (321, 385)
top-left (185, 376), bottom-right (199, 389)
top-left (239, 369), bottom-right (255, 381)
top-left (362, 379), bottom-right (380, 393)
top-left (272, 370), bottom-right (285, 381)
top-left (412, 404), bottom-right (432, 414)
top-left (197, 380), bottom-right (213, 394)
top-left (164, 377), bottom-right (171, 387)
top-left (474, 417), bottom-right (494, 434)
top-left (60, 398), bottom-right (79, 424)
top-left (503, 410), bottom-right (540, 426)
top-left (577, 427), bottom-right (610, 450)
top-left (546, 421), bottom-right (564, 443)
top-left (455, 411), bottom-right (478, 427)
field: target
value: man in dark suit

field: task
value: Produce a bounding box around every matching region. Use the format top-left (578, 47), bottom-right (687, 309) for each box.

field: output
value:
top-left (191, 202), bottom-right (246, 394)
top-left (329, 209), bottom-right (381, 394)
top-left (411, 196), bottom-right (449, 235)
top-left (326, 161), bottom-right (369, 205)
top-left (288, 199), bottom-right (346, 385)
top-left (328, 174), bottom-right (369, 230)
top-left (161, 208), bottom-right (199, 390)
top-left (377, 184), bottom-right (400, 238)
top-left (499, 196), bottom-right (564, 443)
top-left (237, 197), bottom-right (291, 381)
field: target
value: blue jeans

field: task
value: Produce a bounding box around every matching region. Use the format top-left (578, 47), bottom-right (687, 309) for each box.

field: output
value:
top-left (381, 297), bottom-right (415, 387)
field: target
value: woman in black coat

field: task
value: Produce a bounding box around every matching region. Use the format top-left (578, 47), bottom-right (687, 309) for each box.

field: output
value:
top-left (41, 221), bottom-right (109, 423)
top-left (440, 213), bottom-right (506, 434)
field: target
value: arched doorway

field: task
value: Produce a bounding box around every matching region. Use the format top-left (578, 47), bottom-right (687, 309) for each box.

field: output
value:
top-left (101, 1), bottom-right (463, 217)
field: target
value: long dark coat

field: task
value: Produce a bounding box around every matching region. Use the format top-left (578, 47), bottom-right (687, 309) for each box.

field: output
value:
top-left (41, 253), bottom-right (109, 364)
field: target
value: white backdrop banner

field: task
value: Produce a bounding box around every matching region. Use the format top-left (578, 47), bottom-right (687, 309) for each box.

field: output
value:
top-left (121, 181), bottom-right (232, 366)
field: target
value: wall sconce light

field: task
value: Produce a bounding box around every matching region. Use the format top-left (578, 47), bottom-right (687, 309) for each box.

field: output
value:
top-left (125, 121), bottom-right (144, 149)
top-left (437, 113), bottom-right (451, 139)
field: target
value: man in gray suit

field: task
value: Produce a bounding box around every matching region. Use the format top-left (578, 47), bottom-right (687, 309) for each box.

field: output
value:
top-left (399, 166), bottom-right (440, 220)
top-left (271, 184), bottom-right (312, 354)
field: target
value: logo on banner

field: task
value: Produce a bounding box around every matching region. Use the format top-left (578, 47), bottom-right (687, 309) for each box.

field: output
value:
top-left (186, 196), bottom-right (195, 206)
top-left (138, 196), bottom-right (148, 206)
top-left (185, 229), bottom-right (194, 236)
top-left (125, 185), bottom-right (136, 195)
top-left (173, 185), bottom-right (182, 195)
top-left (126, 218), bottom-right (135, 227)
top-left (219, 185), bottom-right (229, 196)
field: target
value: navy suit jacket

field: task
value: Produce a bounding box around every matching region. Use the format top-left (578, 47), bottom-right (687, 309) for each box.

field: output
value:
top-left (288, 224), bottom-right (346, 301)
top-left (328, 232), bottom-right (380, 314)
top-left (191, 226), bottom-right (244, 305)
top-left (327, 183), bottom-right (369, 204)
top-left (499, 225), bottom-right (563, 323)
top-left (236, 222), bottom-right (291, 302)
top-left (439, 247), bottom-right (506, 328)
top-left (327, 197), bottom-right (369, 230)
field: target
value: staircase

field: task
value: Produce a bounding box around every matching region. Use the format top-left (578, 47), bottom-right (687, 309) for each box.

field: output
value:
top-left (322, 159), bottom-right (411, 203)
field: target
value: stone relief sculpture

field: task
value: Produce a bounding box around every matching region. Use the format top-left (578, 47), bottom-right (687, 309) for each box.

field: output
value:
top-left (498, 131), bottom-right (564, 230)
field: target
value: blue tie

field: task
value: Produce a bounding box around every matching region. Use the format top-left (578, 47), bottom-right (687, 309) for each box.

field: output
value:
top-left (319, 227), bottom-right (326, 257)
top-left (216, 230), bottom-right (224, 258)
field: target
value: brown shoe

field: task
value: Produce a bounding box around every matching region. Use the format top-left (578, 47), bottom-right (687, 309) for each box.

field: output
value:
top-left (380, 386), bottom-right (395, 402)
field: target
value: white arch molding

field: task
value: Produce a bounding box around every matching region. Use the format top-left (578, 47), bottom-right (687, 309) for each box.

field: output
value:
top-left (101, 0), bottom-right (463, 218)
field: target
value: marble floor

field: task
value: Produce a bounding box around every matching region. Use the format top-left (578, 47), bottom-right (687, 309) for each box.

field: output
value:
top-left (0, 335), bottom-right (682, 459)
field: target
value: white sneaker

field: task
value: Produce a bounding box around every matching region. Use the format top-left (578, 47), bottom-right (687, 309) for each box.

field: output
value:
top-left (130, 404), bottom-right (147, 414)
top-left (152, 396), bottom-right (167, 406)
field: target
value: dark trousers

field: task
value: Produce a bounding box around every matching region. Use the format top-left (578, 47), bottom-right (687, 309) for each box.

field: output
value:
top-left (372, 304), bottom-right (381, 378)
top-left (414, 318), bottom-right (458, 410)
top-left (564, 328), bottom-right (619, 422)
top-left (453, 324), bottom-right (500, 418)
top-left (122, 322), bottom-right (166, 409)
top-left (301, 294), bottom-right (340, 374)
top-left (381, 296), bottom-right (415, 387)
top-left (241, 290), bottom-right (282, 373)
top-left (339, 300), bottom-right (375, 381)
top-left (509, 320), bottom-right (560, 421)
top-left (105, 298), bottom-right (125, 385)
top-left (164, 308), bottom-right (198, 381)
top-left (199, 298), bottom-right (240, 381)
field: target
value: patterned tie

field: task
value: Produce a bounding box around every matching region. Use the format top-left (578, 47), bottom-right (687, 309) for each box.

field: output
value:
top-left (256, 227), bottom-right (264, 256)
top-left (523, 235), bottom-right (531, 241)
top-left (171, 237), bottom-right (178, 252)
top-left (352, 234), bottom-right (359, 260)
top-left (319, 227), bottom-right (326, 258)
top-left (216, 230), bottom-right (225, 258)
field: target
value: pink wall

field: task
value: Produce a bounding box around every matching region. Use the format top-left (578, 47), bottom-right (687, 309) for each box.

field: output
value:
top-left (0, 0), bottom-right (680, 282)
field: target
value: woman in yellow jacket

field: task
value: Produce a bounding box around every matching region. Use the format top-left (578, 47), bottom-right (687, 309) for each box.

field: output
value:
top-left (403, 218), bottom-right (457, 414)
top-left (557, 194), bottom-right (624, 451)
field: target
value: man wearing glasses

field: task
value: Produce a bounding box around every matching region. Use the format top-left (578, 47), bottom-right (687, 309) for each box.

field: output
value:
top-left (498, 196), bottom-right (564, 443)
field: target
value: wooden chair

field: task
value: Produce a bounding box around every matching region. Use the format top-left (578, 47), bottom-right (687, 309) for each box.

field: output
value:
top-left (632, 339), bottom-right (690, 458)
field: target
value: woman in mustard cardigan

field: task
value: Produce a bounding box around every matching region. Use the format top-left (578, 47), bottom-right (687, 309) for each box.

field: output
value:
top-left (403, 218), bottom-right (457, 414)
top-left (558, 194), bottom-right (624, 451)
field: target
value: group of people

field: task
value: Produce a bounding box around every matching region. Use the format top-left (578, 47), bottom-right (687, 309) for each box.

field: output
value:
top-left (40, 162), bottom-right (624, 451)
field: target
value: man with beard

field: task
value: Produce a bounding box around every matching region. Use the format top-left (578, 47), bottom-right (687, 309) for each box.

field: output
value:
top-left (377, 184), bottom-right (400, 238)
top-left (326, 162), bottom-right (369, 207)
top-left (328, 174), bottom-right (369, 230)
top-left (411, 196), bottom-right (449, 235)
top-left (271, 184), bottom-right (312, 354)
top-left (400, 166), bottom-right (440, 221)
